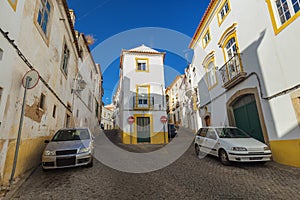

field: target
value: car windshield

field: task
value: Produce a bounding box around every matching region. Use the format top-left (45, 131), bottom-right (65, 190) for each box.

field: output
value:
top-left (215, 128), bottom-right (250, 138)
top-left (52, 129), bottom-right (90, 141)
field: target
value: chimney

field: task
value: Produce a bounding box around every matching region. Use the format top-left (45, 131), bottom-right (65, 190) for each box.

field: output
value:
top-left (69, 9), bottom-right (76, 26)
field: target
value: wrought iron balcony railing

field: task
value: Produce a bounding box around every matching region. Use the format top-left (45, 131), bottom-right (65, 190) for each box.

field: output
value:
top-left (133, 96), bottom-right (154, 110)
top-left (219, 54), bottom-right (247, 89)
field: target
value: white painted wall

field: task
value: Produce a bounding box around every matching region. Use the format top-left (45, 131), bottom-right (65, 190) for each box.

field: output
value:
top-left (119, 46), bottom-right (168, 135)
top-left (192, 0), bottom-right (300, 141)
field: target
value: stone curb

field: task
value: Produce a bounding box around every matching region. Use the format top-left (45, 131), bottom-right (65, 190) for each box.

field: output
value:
top-left (1, 166), bottom-right (38, 200)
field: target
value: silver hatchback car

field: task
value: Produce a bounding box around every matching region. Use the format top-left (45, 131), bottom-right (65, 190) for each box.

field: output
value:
top-left (42, 128), bottom-right (94, 171)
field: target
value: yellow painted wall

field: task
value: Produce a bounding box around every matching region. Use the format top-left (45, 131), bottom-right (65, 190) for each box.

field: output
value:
top-left (2, 136), bottom-right (49, 184)
top-left (122, 131), bottom-right (168, 144)
top-left (151, 132), bottom-right (168, 144)
top-left (122, 132), bottom-right (137, 144)
top-left (270, 139), bottom-right (300, 168)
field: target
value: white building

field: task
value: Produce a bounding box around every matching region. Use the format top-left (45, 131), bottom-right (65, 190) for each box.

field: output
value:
top-left (115, 45), bottom-right (168, 144)
top-left (73, 35), bottom-right (103, 133)
top-left (101, 105), bottom-right (114, 130)
top-left (190, 0), bottom-right (300, 167)
top-left (0, 0), bottom-right (102, 185)
top-left (166, 75), bottom-right (185, 126)
top-left (182, 64), bottom-right (202, 132)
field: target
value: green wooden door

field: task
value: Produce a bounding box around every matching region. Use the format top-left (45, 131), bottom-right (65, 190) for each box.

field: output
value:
top-left (233, 95), bottom-right (265, 143)
top-left (137, 117), bottom-right (150, 143)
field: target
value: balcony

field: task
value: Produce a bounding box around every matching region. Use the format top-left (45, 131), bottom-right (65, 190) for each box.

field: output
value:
top-left (219, 54), bottom-right (247, 89)
top-left (133, 96), bottom-right (154, 110)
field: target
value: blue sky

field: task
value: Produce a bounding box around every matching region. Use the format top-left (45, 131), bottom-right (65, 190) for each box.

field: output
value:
top-left (67, 0), bottom-right (210, 105)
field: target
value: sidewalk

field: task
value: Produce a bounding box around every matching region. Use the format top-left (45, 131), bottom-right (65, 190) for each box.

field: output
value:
top-left (0, 167), bottom-right (37, 200)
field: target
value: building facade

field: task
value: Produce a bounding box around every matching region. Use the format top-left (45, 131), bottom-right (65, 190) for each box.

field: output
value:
top-left (115, 45), bottom-right (168, 144)
top-left (190, 0), bottom-right (300, 167)
top-left (101, 105), bottom-right (114, 130)
top-left (183, 64), bottom-right (202, 132)
top-left (166, 75), bottom-right (185, 127)
top-left (0, 0), bottom-right (102, 185)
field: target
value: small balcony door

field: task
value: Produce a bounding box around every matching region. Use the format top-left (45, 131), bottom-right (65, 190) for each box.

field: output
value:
top-left (136, 85), bottom-right (150, 108)
top-left (225, 37), bottom-right (240, 80)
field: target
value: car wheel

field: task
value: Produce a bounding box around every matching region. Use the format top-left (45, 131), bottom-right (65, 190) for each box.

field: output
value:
top-left (195, 144), bottom-right (200, 156)
top-left (86, 157), bottom-right (93, 168)
top-left (42, 167), bottom-right (49, 172)
top-left (258, 161), bottom-right (267, 165)
top-left (219, 149), bottom-right (231, 166)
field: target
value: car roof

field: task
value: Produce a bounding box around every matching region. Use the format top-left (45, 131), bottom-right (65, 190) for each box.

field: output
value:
top-left (57, 127), bottom-right (90, 131)
top-left (200, 126), bottom-right (238, 129)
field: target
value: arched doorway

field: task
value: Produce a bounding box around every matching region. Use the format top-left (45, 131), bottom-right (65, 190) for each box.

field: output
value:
top-left (230, 94), bottom-right (265, 143)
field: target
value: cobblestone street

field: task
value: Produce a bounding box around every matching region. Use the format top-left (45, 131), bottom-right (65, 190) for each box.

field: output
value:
top-left (8, 128), bottom-right (300, 200)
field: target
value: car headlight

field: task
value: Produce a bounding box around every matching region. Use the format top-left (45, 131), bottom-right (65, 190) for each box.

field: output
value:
top-left (232, 147), bottom-right (247, 151)
top-left (264, 146), bottom-right (270, 151)
top-left (78, 147), bottom-right (90, 154)
top-left (44, 150), bottom-right (55, 156)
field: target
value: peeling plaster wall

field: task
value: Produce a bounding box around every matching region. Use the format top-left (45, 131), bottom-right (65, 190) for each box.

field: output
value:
top-left (72, 35), bottom-right (102, 133)
top-left (0, 0), bottom-right (80, 185)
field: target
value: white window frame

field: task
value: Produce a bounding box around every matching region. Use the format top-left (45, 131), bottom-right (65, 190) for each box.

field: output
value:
top-left (202, 29), bottom-right (211, 48)
top-left (136, 85), bottom-right (150, 108)
top-left (225, 37), bottom-right (237, 60)
top-left (135, 58), bottom-right (149, 72)
top-left (266, 0), bottom-right (300, 35)
top-left (37, 0), bottom-right (51, 36)
top-left (217, 0), bottom-right (231, 25)
top-left (206, 61), bottom-right (217, 89)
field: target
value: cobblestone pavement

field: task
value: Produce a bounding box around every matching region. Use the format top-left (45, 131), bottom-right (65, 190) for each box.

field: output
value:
top-left (8, 128), bottom-right (300, 200)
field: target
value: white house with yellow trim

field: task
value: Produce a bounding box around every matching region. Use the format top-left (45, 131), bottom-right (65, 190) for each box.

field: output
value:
top-left (190, 0), bottom-right (300, 167)
top-left (183, 64), bottom-right (202, 132)
top-left (166, 75), bottom-right (185, 126)
top-left (116, 45), bottom-right (168, 144)
top-left (101, 105), bottom-right (114, 130)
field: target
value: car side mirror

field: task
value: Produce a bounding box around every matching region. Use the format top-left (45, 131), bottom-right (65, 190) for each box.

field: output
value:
top-left (44, 140), bottom-right (50, 144)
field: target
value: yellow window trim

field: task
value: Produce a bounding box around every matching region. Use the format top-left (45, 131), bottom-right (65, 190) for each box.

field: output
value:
top-left (204, 57), bottom-right (218, 91)
top-left (202, 28), bottom-right (211, 49)
top-left (217, 0), bottom-right (231, 26)
top-left (217, 22), bottom-right (238, 47)
top-left (7, 0), bottom-right (18, 11)
top-left (265, 0), bottom-right (300, 35)
top-left (202, 50), bottom-right (215, 66)
top-left (220, 31), bottom-right (244, 79)
top-left (135, 57), bottom-right (149, 72)
top-left (135, 84), bottom-right (151, 109)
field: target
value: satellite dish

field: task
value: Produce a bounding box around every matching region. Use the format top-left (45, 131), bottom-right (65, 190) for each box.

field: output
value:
top-left (22, 70), bottom-right (39, 89)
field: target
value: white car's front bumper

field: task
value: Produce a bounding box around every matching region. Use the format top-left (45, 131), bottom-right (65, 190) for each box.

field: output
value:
top-left (227, 150), bottom-right (272, 162)
top-left (42, 152), bottom-right (92, 169)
